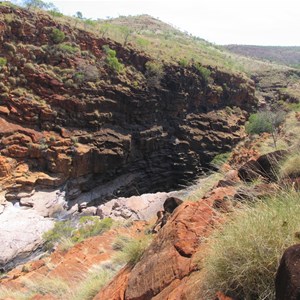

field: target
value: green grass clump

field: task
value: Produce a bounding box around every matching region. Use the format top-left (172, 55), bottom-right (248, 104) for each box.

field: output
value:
top-left (279, 152), bottom-right (300, 178)
top-left (103, 45), bottom-right (124, 73)
top-left (0, 57), bottom-right (7, 67)
top-left (72, 264), bottom-right (116, 300)
top-left (194, 63), bottom-right (211, 83)
top-left (202, 191), bottom-right (300, 299)
top-left (23, 277), bottom-right (70, 298)
top-left (51, 28), bottom-right (65, 44)
top-left (57, 43), bottom-right (80, 54)
top-left (211, 152), bottom-right (231, 168)
top-left (43, 217), bottom-right (114, 251)
top-left (114, 235), bottom-right (152, 266)
top-left (76, 216), bottom-right (114, 242)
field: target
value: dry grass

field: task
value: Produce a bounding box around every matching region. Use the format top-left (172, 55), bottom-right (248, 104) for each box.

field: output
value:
top-left (113, 235), bottom-right (153, 266)
top-left (183, 172), bottom-right (223, 201)
top-left (201, 190), bottom-right (300, 299)
top-left (279, 152), bottom-right (300, 178)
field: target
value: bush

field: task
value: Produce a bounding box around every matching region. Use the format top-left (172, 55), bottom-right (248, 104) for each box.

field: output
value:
top-left (75, 216), bottom-right (114, 242)
top-left (114, 235), bottom-right (152, 266)
top-left (178, 58), bottom-right (188, 67)
top-left (246, 110), bottom-right (286, 148)
top-left (51, 28), bottom-right (65, 44)
top-left (194, 63), bottom-right (211, 83)
top-left (202, 191), bottom-right (300, 299)
top-left (43, 220), bottom-right (73, 250)
top-left (246, 111), bottom-right (285, 135)
top-left (145, 61), bottom-right (164, 87)
top-left (103, 45), bottom-right (124, 73)
top-left (43, 217), bottom-right (114, 250)
top-left (57, 43), bottom-right (79, 54)
top-left (0, 57), bottom-right (7, 67)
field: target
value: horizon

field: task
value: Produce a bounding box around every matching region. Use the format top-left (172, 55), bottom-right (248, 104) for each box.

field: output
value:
top-left (25, 0), bottom-right (300, 47)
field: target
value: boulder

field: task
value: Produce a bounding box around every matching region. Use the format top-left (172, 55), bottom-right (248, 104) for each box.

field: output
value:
top-left (238, 150), bottom-right (287, 182)
top-left (275, 244), bottom-right (300, 300)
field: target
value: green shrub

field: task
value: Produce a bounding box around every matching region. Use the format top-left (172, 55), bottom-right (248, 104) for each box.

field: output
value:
top-left (43, 217), bottom-right (114, 250)
top-left (51, 28), bottom-right (65, 44)
top-left (43, 220), bottom-right (73, 250)
top-left (194, 63), bottom-right (211, 83)
top-left (279, 152), bottom-right (300, 178)
top-left (75, 216), bottom-right (113, 242)
top-left (0, 57), bottom-right (7, 67)
top-left (246, 111), bottom-right (285, 135)
top-left (246, 111), bottom-right (273, 134)
top-left (178, 58), bottom-right (188, 67)
top-left (103, 45), bottom-right (124, 73)
top-left (211, 152), bottom-right (231, 167)
top-left (246, 110), bottom-right (286, 148)
top-left (145, 61), bottom-right (164, 87)
top-left (57, 43), bottom-right (79, 54)
top-left (202, 191), bottom-right (300, 299)
top-left (114, 235), bottom-right (152, 266)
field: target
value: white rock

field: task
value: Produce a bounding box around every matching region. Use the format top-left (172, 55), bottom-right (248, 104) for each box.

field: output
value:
top-left (0, 205), bottom-right (54, 270)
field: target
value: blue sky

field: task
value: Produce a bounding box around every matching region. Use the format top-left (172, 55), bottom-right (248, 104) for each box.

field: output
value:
top-left (33, 0), bottom-right (300, 45)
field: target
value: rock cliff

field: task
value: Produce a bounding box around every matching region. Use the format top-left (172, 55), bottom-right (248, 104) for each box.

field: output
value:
top-left (0, 5), bottom-right (257, 207)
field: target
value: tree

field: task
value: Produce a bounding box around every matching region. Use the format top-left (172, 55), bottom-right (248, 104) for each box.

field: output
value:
top-left (99, 23), bottom-right (111, 38)
top-left (75, 11), bottom-right (83, 19)
top-left (119, 26), bottom-right (133, 46)
top-left (74, 11), bottom-right (83, 28)
top-left (23, 0), bottom-right (47, 9)
top-left (246, 110), bottom-right (285, 148)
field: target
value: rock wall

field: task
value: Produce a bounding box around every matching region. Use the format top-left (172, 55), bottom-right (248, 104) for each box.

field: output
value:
top-left (0, 5), bottom-right (257, 206)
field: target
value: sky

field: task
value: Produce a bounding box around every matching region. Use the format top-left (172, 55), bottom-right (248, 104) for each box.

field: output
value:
top-left (46, 0), bottom-right (300, 46)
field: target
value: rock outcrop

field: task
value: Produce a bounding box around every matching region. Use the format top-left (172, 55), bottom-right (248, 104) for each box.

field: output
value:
top-left (96, 186), bottom-right (237, 300)
top-left (0, 203), bottom-right (54, 271)
top-left (275, 244), bottom-right (300, 300)
top-left (0, 5), bottom-right (257, 208)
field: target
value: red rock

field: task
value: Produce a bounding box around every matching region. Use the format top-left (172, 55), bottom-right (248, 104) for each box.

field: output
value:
top-left (124, 202), bottom-right (217, 298)
top-left (94, 266), bottom-right (132, 300)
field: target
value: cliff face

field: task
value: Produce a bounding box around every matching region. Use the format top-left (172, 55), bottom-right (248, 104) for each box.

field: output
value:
top-left (0, 5), bottom-right (257, 204)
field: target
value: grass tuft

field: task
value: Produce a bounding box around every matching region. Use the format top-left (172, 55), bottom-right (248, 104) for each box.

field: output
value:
top-left (279, 152), bottom-right (300, 178)
top-left (114, 235), bottom-right (153, 266)
top-left (202, 190), bottom-right (300, 299)
top-left (72, 264), bottom-right (116, 300)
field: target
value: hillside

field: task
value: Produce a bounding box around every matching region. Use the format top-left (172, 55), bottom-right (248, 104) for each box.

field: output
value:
top-left (224, 44), bottom-right (300, 68)
top-left (0, 2), bottom-right (259, 272)
top-left (1, 2), bottom-right (300, 300)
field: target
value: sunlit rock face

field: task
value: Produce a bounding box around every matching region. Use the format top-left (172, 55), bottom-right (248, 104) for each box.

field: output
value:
top-left (0, 4), bottom-right (256, 206)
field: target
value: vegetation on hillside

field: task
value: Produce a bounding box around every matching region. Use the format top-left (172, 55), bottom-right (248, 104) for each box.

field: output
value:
top-left (224, 45), bottom-right (300, 68)
top-left (0, 263), bottom-right (118, 300)
top-left (43, 217), bottom-right (114, 251)
top-left (202, 190), bottom-right (300, 299)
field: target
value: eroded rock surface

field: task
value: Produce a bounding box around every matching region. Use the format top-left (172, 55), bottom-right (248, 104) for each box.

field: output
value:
top-left (0, 204), bottom-right (54, 271)
top-left (0, 5), bottom-right (257, 205)
top-left (97, 186), bottom-right (237, 300)
top-left (275, 244), bottom-right (300, 300)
